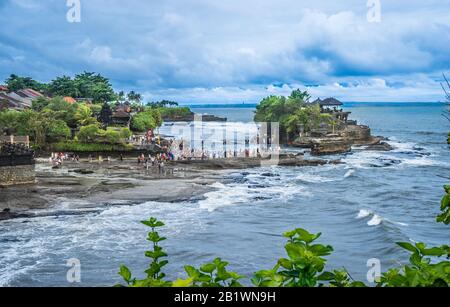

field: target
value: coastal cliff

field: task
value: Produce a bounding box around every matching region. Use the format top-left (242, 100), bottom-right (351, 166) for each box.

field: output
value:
top-left (293, 124), bottom-right (392, 155)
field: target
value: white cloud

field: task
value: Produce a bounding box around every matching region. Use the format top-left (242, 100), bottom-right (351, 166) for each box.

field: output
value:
top-left (0, 0), bottom-right (449, 102)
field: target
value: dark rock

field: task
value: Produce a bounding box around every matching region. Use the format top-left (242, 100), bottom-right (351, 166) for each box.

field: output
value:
top-left (311, 139), bottom-right (351, 156)
top-left (261, 173), bottom-right (280, 177)
top-left (366, 142), bottom-right (394, 151)
top-left (73, 169), bottom-right (95, 175)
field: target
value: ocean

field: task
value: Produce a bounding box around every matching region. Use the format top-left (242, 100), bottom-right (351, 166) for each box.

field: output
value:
top-left (0, 102), bottom-right (449, 286)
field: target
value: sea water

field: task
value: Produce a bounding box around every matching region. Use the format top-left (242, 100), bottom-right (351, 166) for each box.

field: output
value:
top-left (0, 102), bottom-right (449, 286)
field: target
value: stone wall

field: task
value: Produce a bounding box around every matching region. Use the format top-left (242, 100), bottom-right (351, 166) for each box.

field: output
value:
top-left (0, 165), bottom-right (35, 186)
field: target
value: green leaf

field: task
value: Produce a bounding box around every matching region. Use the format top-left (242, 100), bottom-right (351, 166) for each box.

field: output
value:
top-left (283, 230), bottom-right (297, 238)
top-left (444, 185), bottom-right (450, 194)
top-left (441, 194), bottom-right (450, 210)
top-left (184, 266), bottom-right (200, 279)
top-left (397, 242), bottom-right (418, 253)
top-left (317, 271), bottom-right (335, 281)
top-left (277, 258), bottom-right (293, 270)
top-left (119, 265), bottom-right (132, 283)
top-left (172, 278), bottom-right (193, 288)
top-left (285, 243), bottom-right (304, 259)
top-left (141, 217), bottom-right (165, 228)
top-left (422, 247), bottom-right (446, 257)
top-left (147, 231), bottom-right (166, 243)
top-left (145, 249), bottom-right (168, 260)
top-left (200, 263), bottom-right (216, 274)
top-left (294, 228), bottom-right (321, 244)
top-left (309, 244), bottom-right (334, 256)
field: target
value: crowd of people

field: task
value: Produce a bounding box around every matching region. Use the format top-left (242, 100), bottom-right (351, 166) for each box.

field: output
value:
top-left (49, 152), bottom-right (79, 167)
top-left (48, 132), bottom-right (277, 174)
top-left (166, 138), bottom-right (275, 161)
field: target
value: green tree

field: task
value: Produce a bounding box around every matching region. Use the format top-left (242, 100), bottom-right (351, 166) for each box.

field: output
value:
top-left (92, 83), bottom-right (115, 103)
top-left (76, 124), bottom-right (100, 143)
top-left (75, 104), bottom-right (97, 127)
top-left (46, 119), bottom-right (71, 142)
top-left (131, 110), bottom-right (160, 132)
top-left (42, 97), bottom-right (78, 128)
top-left (289, 89), bottom-right (311, 102)
top-left (103, 128), bottom-right (122, 144)
top-left (32, 97), bottom-right (51, 112)
top-left (21, 110), bottom-right (48, 147)
top-left (73, 72), bottom-right (115, 102)
top-left (127, 91), bottom-right (142, 104)
top-left (0, 110), bottom-right (26, 135)
top-left (5, 74), bottom-right (47, 93)
top-left (120, 127), bottom-right (132, 140)
top-left (48, 76), bottom-right (80, 97)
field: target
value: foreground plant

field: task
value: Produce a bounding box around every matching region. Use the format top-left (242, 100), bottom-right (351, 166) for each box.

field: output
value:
top-left (176, 258), bottom-right (244, 287)
top-left (118, 217), bottom-right (171, 287)
top-left (438, 185), bottom-right (450, 225)
top-left (378, 242), bottom-right (450, 287)
top-left (251, 228), bottom-right (364, 287)
top-left (119, 185), bottom-right (450, 288)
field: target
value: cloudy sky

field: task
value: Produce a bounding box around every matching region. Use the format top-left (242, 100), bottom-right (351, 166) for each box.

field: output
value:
top-left (1, 0), bottom-right (450, 103)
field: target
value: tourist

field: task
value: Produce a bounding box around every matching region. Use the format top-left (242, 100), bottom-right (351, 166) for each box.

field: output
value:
top-left (149, 155), bottom-right (154, 166)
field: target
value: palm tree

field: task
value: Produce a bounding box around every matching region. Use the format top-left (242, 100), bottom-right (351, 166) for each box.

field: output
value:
top-left (327, 117), bottom-right (338, 134)
top-left (75, 104), bottom-right (95, 126)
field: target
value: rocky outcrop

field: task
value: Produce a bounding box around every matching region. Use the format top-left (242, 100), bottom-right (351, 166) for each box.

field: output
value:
top-left (344, 125), bottom-right (372, 144)
top-left (311, 138), bottom-right (351, 156)
top-left (291, 124), bottom-right (391, 155)
top-left (174, 155), bottom-right (334, 169)
top-left (365, 142), bottom-right (394, 151)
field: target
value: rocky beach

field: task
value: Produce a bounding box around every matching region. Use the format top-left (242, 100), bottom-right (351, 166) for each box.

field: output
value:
top-left (0, 154), bottom-right (341, 221)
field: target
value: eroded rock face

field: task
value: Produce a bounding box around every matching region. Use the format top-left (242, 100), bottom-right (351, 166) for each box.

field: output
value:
top-left (292, 125), bottom-right (390, 155)
top-left (311, 138), bottom-right (351, 156)
top-left (365, 142), bottom-right (394, 151)
top-left (344, 125), bottom-right (372, 143)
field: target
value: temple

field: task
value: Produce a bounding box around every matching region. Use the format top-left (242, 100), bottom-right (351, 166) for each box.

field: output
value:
top-left (312, 97), bottom-right (352, 123)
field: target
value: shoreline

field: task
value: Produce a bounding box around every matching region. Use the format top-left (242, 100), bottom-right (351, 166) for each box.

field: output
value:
top-left (0, 154), bottom-right (336, 221)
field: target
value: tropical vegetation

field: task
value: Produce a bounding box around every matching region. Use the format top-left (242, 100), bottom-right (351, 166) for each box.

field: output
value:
top-left (0, 72), bottom-right (186, 151)
top-left (254, 89), bottom-right (333, 141)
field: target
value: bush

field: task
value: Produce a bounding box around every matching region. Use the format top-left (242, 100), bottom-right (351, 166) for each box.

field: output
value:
top-left (76, 124), bottom-right (100, 143)
top-left (53, 141), bottom-right (133, 152)
top-left (131, 110), bottom-right (161, 132)
top-left (120, 127), bottom-right (132, 140)
top-left (157, 107), bottom-right (191, 119)
top-left (378, 242), bottom-right (450, 287)
top-left (46, 119), bottom-right (71, 142)
top-left (104, 129), bottom-right (121, 144)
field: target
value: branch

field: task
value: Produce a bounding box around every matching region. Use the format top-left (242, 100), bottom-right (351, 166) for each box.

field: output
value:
top-left (442, 73), bottom-right (450, 102)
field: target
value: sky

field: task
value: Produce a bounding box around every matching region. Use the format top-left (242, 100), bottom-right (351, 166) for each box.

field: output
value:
top-left (1, 0), bottom-right (450, 104)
